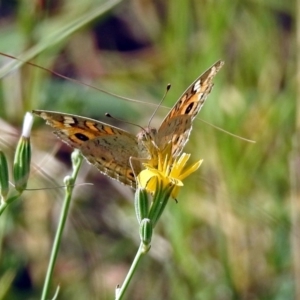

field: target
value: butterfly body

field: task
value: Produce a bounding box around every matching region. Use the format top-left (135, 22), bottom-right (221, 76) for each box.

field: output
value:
top-left (33, 60), bottom-right (224, 188)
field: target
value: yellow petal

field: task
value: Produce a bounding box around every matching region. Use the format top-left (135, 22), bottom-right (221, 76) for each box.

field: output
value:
top-left (138, 169), bottom-right (157, 188)
top-left (178, 159), bottom-right (203, 180)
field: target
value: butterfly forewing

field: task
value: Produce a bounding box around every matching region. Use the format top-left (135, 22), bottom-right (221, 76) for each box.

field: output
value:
top-left (33, 110), bottom-right (140, 187)
top-left (157, 60), bottom-right (224, 156)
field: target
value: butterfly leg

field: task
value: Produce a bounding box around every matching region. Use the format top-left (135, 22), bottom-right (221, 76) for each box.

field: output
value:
top-left (129, 156), bottom-right (149, 185)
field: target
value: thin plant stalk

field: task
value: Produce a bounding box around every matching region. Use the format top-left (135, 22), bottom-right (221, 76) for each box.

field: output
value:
top-left (0, 202), bottom-right (9, 216)
top-left (0, 194), bottom-right (20, 216)
top-left (41, 151), bottom-right (83, 300)
top-left (115, 242), bottom-right (146, 300)
top-left (291, 0), bottom-right (300, 298)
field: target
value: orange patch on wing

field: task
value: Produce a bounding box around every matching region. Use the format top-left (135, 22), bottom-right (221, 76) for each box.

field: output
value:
top-left (85, 121), bottom-right (99, 132)
top-left (50, 119), bottom-right (65, 128)
top-left (104, 126), bottom-right (114, 135)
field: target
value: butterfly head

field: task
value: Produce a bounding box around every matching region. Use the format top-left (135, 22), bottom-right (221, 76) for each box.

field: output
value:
top-left (136, 127), bottom-right (160, 157)
top-left (137, 127), bottom-right (157, 144)
top-left (136, 127), bottom-right (162, 168)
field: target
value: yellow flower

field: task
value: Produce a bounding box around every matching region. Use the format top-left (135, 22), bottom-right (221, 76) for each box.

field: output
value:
top-left (137, 144), bottom-right (202, 200)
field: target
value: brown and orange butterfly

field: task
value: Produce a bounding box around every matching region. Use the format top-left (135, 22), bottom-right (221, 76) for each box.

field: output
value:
top-left (33, 60), bottom-right (224, 188)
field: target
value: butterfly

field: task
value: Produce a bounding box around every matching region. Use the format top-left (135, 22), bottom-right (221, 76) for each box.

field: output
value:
top-left (33, 60), bottom-right (224, 189)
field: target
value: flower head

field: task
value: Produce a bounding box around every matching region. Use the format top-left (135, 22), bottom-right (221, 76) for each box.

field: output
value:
top-left (137, 143), bottom-right (202, 200)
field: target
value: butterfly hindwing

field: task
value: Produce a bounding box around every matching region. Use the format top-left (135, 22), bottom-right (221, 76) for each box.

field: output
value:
top-left (80, 135), bottom-right (140, 188)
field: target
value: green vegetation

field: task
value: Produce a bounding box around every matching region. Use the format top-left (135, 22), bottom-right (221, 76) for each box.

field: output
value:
top-left (0, 0), bottom-right (297, 299)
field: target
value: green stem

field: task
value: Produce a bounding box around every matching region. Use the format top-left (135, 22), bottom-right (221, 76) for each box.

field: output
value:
top-left (41, 152), bottom-right (82, 300)
top-left (0, 201), bottom-right (8, 216)
top-left (115, 242), bottom-right (146, 300)
top-left (0, 193), bottom-right (21, 217)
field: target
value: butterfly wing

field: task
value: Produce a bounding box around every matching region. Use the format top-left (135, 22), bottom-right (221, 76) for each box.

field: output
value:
top-left (157, 60), bottom-right (224, 156)
top-left (80, 135), bottom-right (140, 188)
top-left (33, 110), bottom-right (139, 188)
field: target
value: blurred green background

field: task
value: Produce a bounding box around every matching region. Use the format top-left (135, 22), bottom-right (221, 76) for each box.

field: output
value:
top-left (0, 0), bottom-right (297, 299)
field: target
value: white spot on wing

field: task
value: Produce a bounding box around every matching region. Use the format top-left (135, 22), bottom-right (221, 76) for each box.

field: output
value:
top-left (64, 116), bottom-right (76, 125)
top-left (193, 80), bottom-right (201, 92)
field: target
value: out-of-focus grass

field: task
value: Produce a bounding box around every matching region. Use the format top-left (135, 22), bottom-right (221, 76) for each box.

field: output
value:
top-left (0, 0), bottom-right (296, 299)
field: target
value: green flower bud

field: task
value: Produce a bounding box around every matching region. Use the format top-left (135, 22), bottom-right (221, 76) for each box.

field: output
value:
top-left (139, 218), bottom-right (152, 251)
top-left (13, 112), bottom-right (33, 193)
top-left (71, 149), bottom-right (81, 168)
top-left (147, 181), bottom-right (173, 227)
top-left (13, 136), bottom-right (31, 192)
top-left (134, 188), bottom-right (149, 224)
top-left (0, 150), bottom-right (9, 200)
top-left (64, 175), bottom-right (73, 193)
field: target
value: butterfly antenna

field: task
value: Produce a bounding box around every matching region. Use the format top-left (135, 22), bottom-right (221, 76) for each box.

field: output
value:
top-left (105, 113), bottom-right (146, 132)
top-left (148, 83), bottom-right (171, 127)
top-left (197, 118), bottom-right (256, 143)
top-left (0, 52), bottom-right (157, 107)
